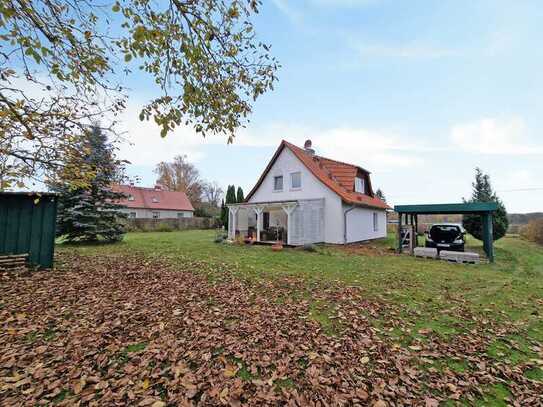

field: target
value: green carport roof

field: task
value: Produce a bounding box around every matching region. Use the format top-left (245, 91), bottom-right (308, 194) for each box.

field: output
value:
top-left (394, 202), bottom-right (498, 215)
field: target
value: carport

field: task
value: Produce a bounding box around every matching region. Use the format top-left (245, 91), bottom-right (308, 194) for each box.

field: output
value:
top-left (394, 202), bottom-right (499, 262)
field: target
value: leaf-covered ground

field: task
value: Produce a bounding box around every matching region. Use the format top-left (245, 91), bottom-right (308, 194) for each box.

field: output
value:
top-left (1, 243), bottom-right (542, 406)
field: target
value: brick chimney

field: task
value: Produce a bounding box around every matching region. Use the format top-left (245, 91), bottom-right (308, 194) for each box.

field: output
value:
top-left (304, 139), bottom-right (315, 156)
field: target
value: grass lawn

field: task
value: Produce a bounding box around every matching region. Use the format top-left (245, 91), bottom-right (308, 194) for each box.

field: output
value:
top-left (1, 230), bottom-right (542, 405)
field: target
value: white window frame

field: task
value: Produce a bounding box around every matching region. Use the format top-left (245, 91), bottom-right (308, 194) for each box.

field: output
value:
top-left (373, 212), bottom-right (378, 232)
top-left (152, 211), bottom-right (160, 219)
top-left (290, 171), bottom-right (302, 190)
top-left (273, 175), bottom-right (283, 192)
top-left (355, 177), bottom-right (365, 193)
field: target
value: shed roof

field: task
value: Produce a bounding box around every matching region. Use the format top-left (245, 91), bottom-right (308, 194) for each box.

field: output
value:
top-left (394, 202), bottom-right (498, 215)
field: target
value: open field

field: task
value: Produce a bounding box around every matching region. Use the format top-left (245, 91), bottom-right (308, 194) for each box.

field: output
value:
top-left (1, 231), bottom-right (542, 405)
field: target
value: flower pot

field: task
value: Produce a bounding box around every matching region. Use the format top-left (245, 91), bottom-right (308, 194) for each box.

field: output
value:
top-left (271, 243), bottom-right (283, 252)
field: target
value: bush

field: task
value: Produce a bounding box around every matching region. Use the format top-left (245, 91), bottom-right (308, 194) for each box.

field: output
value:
top-left (302, 243), bottom-right (317, 252)
top-left (214, 236), bottom-right (224, 244)
top-left (520, 219), bottom-right (543, 245)
top-left (155, 222), bottom-right (174, 232)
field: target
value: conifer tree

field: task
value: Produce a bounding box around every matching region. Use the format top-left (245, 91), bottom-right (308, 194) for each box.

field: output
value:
top-left (463, 168), bottom-right (508, 241)
top-left (375, 188), bottom-right (386, 203)
top-left (220, 199), bottom-right (227, 228)
top-left (49, 126), bottom-right (127, 243)
top-left (223, 185), bottom-right (237, 230)
top-left (236, 186), bottom-right (245, 203)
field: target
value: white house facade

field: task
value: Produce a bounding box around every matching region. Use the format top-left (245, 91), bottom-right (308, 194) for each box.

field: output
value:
top-left (227, 140), bottom-right (389, 245)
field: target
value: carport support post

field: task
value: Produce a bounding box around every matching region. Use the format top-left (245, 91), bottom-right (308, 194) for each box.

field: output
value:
top-left (482, 212), bottom-right (494, 263)
top-left (397, 213), bottom-right (403, 254)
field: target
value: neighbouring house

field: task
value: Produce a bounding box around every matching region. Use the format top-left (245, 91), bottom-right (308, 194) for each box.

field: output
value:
top-left (227, 140), bottom-right (390, 245)
top-left (113, 184), bottom-right (194, 219)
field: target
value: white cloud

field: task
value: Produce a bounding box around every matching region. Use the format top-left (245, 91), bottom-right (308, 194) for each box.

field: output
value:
top-left (117, 103), bottom-right (424, 175)
top-left (450, 117), bottom-right (543, 155)
top-left (355, 43), bottom-right (460, 59)
top-left (271, 0), bottom-right (303, 24)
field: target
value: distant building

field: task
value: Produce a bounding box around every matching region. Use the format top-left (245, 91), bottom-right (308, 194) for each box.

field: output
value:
top-left (113, 184), bottom-right (194, 219)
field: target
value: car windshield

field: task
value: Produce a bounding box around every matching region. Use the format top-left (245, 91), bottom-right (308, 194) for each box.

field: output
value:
top-left (430, 225), bottom-right (462, 242)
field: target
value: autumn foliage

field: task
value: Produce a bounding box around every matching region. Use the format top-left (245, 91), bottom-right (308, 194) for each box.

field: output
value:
top-left (521, 219), bottom-right (543, 245)
top-left (1, 252), bottom-right (541, 405)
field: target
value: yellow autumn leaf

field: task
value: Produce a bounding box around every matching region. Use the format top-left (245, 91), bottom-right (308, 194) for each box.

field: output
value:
top-left (223, 365), bottom-right (238, 378)
top-left (142, 378), bottom-right (150, 390)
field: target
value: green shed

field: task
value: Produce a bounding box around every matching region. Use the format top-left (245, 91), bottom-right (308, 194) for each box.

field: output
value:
top-left (0, 192), bottom-right (58, 268)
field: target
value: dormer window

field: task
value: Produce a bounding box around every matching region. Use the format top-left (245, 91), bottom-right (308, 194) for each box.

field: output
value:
top-left (354, 177), bottom-right (365, 193)
top-left (127, 194), bottom-right (135, 201)
top-left (152, 196), bottom-right (159, 203)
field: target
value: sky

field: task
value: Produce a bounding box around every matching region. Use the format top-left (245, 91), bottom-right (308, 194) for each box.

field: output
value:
top-left (117, 0), bottom-right (543, 213)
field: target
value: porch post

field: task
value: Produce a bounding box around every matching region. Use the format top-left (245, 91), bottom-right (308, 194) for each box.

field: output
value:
top-left (253, 206), bottom-right (264, 242)
top-left (228, 206), bottom-right (239, 240)
top-left (281, 204), bottom-right (296, 245)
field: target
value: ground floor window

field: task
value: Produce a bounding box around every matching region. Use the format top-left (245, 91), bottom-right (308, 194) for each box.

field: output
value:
top-left (177, 212), bottom-right (185, 218)
top-left (152, 211), bottom-right (160, 219)
top-left (373, 212), bottom-right (378, 232)
top-left (129, 212), bottom-right (136, 218)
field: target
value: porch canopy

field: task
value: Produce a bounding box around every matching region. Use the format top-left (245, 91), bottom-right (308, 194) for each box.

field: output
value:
top-left (394, 202), bottom-right (498, 262)
top-left (227, 199), bottom-right (325, 246)
top-left (227, 200), bottom-right (298, 245)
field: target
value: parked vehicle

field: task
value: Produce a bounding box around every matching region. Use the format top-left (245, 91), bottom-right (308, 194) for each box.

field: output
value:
top-left (425, 223), bottom-right (466, 252)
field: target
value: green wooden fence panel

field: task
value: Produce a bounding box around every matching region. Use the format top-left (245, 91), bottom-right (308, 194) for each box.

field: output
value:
top-left (0, 193), bottom-right (58, 268)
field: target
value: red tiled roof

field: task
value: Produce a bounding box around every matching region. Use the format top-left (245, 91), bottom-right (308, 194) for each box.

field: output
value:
top-left (246, 140), bottom-right (390, 210)
top-left (112, 185), bottom-right (194, 211)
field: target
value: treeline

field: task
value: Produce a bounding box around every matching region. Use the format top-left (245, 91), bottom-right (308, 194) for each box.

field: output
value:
top-left (508, 213), bottom-right (543, 225)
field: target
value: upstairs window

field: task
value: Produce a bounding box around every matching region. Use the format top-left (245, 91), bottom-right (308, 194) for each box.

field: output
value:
top-left (273, 175), bottom-right (283, 191)
top-left (290, 172), bottom-right (301, 189)
top-left (354, 177), bottom-right (365, 193)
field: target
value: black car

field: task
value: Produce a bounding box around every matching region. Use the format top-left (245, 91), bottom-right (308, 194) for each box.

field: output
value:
top-left (425, 223), bottom-right (466, 252)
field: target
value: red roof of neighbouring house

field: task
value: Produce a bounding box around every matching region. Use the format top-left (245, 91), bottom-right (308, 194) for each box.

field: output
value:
top-left (112, 184), bottom-right (194, 211)
top-left (246, 140), bottom-right (390, 210)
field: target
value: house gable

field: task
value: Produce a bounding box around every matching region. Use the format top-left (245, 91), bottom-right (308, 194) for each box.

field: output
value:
top-left (246, 140), bottom-right (389, 210)
top-left (246, 145), bottom-right (341, 205)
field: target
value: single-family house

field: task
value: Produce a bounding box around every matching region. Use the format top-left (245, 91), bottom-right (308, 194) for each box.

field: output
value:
top-left (227, 140), bottom-right (390, 245)
top-left (113, 184), bottom-right (194, 219)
